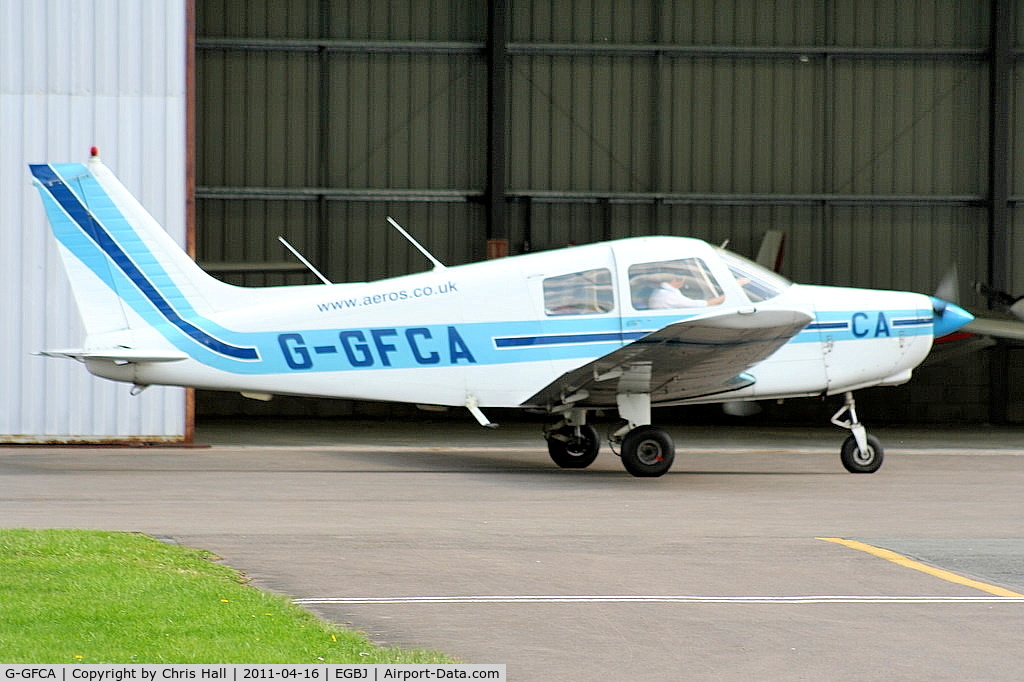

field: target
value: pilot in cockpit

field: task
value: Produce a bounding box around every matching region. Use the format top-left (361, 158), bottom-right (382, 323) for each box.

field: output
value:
top-left (647, 272), bottom-right (725, 309)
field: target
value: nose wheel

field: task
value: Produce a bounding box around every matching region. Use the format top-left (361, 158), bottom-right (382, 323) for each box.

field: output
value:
top-left (840, 433), bottom-right (884, 473)
top-left (831, 392), bottom-right (884, 473)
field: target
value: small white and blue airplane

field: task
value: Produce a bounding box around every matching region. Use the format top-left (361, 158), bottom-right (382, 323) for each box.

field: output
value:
top-left (29, 151), bottom-right (974, 477)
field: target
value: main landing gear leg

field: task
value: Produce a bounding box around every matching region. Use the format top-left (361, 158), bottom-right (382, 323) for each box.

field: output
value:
top-left (830, 391), bottom-right (884, 474)
top-left (611, 393), bottom-right (675, 477)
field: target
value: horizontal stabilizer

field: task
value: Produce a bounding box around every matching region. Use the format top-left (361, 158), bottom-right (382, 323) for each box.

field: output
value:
top-left (36, 348), bottom-right (189, 364)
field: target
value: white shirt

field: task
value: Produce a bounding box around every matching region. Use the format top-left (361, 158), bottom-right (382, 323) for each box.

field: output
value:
top-left (648, 282), bottom-right (708, 309)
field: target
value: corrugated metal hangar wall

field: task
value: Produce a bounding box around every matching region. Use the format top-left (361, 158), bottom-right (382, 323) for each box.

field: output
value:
top-left (2, 0), bottom-right (187, 442)
top-left (193, 0), bottom-right (1017, 423)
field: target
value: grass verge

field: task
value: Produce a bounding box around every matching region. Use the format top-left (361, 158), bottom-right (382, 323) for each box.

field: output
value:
top-left (0, 529), bottom-right (454, 664)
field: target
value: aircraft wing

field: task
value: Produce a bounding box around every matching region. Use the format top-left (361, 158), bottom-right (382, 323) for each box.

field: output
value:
top-left (523, 308), bottom-right (814, 409)
top-left (37, 348), bottom-right (189, 364)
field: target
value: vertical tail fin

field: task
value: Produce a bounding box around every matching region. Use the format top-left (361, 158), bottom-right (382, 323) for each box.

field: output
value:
top-left (30, 154), bottom-right (238, 335)
top-left (30, 153), bottom-right (262, 361)
top-left (31, 159), bottom-right (134, 335)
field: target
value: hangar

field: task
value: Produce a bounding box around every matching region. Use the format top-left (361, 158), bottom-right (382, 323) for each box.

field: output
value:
top-left (4, 0), bottom-right (1023, 440)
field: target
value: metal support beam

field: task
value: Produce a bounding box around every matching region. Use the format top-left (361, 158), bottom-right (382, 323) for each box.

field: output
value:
top-left (505, 43), bottom-right (988, 60)
top-left (196, 186), bottom-right (984, 207)
top-left (988, 0), bottom-right (1012, 299)
top-left (486, 0), bottom-right (508, 245)
top-left (196, 187), bottom-right (484, 202)
top-left (503, 191), bottom-right (985, 207)
top-left (196, 37), bottom-right (988, 61)
top-left (196, 37), bottom-right (485, 54)
top-left (316, 0), bottom-right (331, 282)
top-left (184, 0), bottom-right (197, 444)
top-left (988, 0), bottom-right (1012, 424)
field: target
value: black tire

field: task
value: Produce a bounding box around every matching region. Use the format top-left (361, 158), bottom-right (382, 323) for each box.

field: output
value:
top-left (547, 425), bottom-right (600, 469)
top-left (840, 433), bottom-right (884, 473)
top-left (620, 425), bottom-right (675, 477)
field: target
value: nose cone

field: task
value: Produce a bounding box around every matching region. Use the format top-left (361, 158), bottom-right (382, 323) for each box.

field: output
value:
top-left (930, 297), bottom-right (974, 338)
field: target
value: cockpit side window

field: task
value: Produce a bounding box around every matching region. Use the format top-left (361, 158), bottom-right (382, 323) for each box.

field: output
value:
top-left (718, 250), bottom-right (792, 303)
top-left (629, 258), bottom-right (725, 310)
top-left (542, 268), bottom-right (614, 316)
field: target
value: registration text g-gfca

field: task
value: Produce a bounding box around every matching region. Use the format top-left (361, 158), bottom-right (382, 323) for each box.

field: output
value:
top-left (5, 672), bottom-right (56, 680)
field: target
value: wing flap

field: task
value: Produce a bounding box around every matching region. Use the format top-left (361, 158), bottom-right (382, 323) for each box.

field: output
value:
top-left (523, 308), bottom-right (813, 408)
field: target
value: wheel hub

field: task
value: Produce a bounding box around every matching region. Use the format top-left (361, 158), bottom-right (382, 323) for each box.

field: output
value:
top-left (636, 439), bottom-right (664, 465)
top-left (853, 445), bottom-right (875, 466)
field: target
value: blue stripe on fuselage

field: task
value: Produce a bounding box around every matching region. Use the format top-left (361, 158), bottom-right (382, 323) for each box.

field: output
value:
top-left (797, 310), bottom-right (932, 342)
top-left (495, 330), bottom-right (648, 348)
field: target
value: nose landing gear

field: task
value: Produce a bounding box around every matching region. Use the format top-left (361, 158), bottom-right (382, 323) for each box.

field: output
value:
top-left (831, 392), bottom-right (884, 473)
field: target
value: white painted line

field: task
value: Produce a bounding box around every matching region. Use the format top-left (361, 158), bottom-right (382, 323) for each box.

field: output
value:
top-left (295, 595), bottom-right (1024, 605)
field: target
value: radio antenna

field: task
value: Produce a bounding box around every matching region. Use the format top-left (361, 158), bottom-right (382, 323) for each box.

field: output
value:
top-left (278, 236), bottom-right (332, 285)
top-left (387, 216), bottom-right (446, 270)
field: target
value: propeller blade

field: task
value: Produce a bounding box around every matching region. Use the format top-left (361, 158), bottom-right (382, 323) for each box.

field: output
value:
top-left (934, 265), bottom-right (959, 309)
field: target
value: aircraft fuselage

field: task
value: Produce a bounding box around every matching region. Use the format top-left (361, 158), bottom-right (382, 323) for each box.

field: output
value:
top-left (84, 237), bottom-right (935, 409)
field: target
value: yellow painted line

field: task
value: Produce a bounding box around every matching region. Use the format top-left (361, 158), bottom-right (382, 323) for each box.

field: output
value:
top-left (818, 537), bottom-right (1024, 598)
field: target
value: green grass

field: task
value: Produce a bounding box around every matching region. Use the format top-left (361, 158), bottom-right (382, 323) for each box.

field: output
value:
top-left (0, 529), bottom-right (454, 664)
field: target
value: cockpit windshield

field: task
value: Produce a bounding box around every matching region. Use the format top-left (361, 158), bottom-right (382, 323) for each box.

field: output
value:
top-left (718, 250), bottom-right (792, 303)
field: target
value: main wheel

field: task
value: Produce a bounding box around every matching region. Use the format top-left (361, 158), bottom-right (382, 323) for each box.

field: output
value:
top-left (547, 425), bottom-right (600, 469)
top-left (840, 434), bottom-right (884, 473)
top-left (620, 425), bottom-right (675, 477)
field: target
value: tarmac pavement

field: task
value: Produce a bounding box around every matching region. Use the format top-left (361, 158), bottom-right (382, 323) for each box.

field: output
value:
top-left (2, 419), bottom-right (1024, 680)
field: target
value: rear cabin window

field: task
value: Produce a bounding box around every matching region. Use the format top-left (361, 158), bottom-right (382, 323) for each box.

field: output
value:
top-left (543, 268), bottom-right (614, 316)
top-left (629, 258), bottom-right (725, 310)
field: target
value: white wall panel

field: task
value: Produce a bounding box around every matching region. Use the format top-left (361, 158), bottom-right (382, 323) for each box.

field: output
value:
top-left (1, 0), bottom-right (187, 441)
